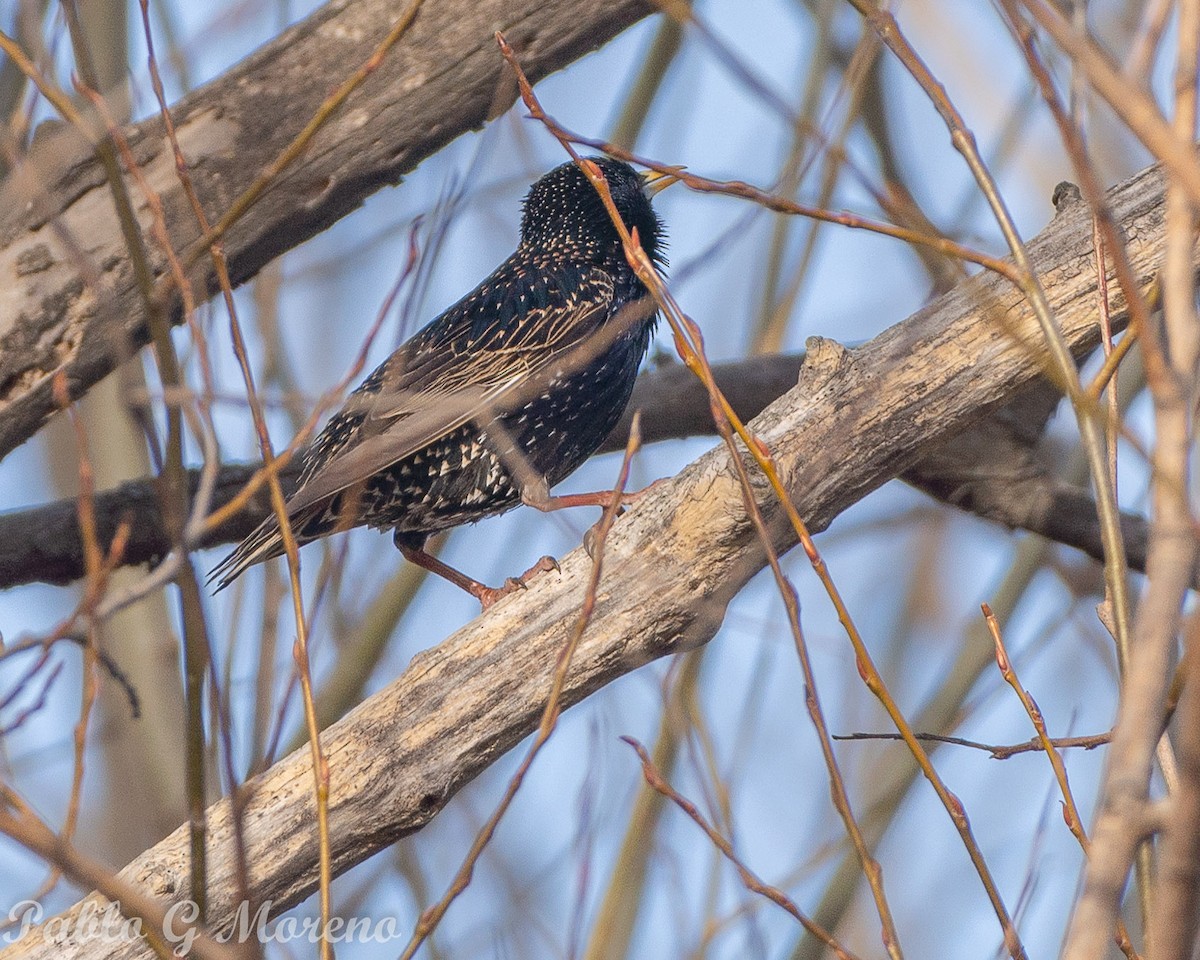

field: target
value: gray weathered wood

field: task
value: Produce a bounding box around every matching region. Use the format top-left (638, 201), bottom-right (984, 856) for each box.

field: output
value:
top-left (0, 0), bottom-right (652, 460)
top-left (0, 155), bottom-right (1170, 959)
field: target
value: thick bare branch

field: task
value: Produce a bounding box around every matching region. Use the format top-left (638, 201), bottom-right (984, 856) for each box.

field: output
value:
top-left (0, 0), bottom-right (652, 460)
top-left (0, 156), bottom-right (1171, 960)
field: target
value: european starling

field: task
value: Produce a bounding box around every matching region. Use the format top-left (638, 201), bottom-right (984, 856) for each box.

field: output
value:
top-left (211, 157), bottom-right (669, 605)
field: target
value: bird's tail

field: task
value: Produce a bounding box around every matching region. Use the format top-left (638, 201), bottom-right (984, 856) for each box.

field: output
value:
top-left (207, 518), bottom-right (287, 592)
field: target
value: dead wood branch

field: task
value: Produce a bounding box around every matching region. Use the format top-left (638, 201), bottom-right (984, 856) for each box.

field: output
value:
top-left (0, 0), bottom-right (653, 459)
top-left (0, 156), bottom-right (1171, 960)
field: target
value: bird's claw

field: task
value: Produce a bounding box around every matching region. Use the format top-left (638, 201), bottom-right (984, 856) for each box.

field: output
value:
top-left (473, 580), bottom-right (521, 610)
top-left (474, 556), bottom-right (562, 610)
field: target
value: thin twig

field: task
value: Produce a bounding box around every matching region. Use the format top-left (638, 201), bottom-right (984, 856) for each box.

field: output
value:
top-left (396, 414), bottom-right (645, 960)
top-left (501, 29), bottom-right (1030, 958)
top-left (1018, 0), bottom-right (1200, 205)
top-left (983, 603), bottom-right (1140, 959)
top-left (623, 737), bottom-right (865, 960)
top-left (833, 729), bottom-right (1112, 759)
top-left (1062, 0), bottom-right (1200, 953)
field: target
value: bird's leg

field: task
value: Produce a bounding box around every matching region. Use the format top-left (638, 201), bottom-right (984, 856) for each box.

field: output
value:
top-left (521, 476), bottom-right (667, 559)
top-left (395, 535), bottom-right (558, 611)
top-left (395, 540), bottom-right (505, 608)
top-left (520, 476), bottom-right (666, 514)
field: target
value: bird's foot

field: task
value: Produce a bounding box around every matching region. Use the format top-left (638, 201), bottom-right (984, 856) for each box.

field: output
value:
top-left (521, 479), bottom-right (669, 559)
top-left (522, 554), bottom-right (562, 580)
top-left (522, 478), bottom-right (667, 516)
top-left (470, 555), bottom-right (561, 610)
top-left (580, 483), bottom-right (665, 556)
top-left (470, 579), bottom-right (522, 610)
top-left (614, 477), bottom-right (667, 508)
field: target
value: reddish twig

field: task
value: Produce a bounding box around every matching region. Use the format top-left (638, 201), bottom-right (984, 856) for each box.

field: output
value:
top-left (397, 415), bottom-right (645, 960)
top-left (833, 729), bottom-right (1112, 760)
top-left (623, 736), bottom-right (865, 960)
top-left (497, 34), bottom-right (908, 958)
top-left (983, 603), bottom-right (1140, 960)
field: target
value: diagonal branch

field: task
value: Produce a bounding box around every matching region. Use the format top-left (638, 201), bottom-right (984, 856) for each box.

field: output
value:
top-left (0, 0), bottom-right (654, 460)
top-left (0, 155), bottom-right (1171, 960)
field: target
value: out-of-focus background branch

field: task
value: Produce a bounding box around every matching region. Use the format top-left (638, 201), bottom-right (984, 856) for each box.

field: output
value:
top-left (0, 0), bottom-right (654, 459)
top-left (0, 351), bottom-right (1176, 590)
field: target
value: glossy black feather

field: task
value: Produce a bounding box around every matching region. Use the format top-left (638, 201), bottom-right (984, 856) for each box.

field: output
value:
top-left (210, 158), bottom-right (666, 589)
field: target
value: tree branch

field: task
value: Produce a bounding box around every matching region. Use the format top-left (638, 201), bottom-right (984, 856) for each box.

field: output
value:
top-left (0, 0), bottom-right (653, 460)
top-left (0, 354), bottom-right (1163, 590)
top-left (0, 156), bottom-right (1172, 960)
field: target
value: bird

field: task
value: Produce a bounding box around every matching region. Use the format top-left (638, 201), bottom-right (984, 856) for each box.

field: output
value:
top-left (210, 157), bottom-right (670, 607)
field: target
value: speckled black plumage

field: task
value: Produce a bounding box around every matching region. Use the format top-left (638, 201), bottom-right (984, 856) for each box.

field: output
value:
top-left (211, 158), bottom-right (666, 590)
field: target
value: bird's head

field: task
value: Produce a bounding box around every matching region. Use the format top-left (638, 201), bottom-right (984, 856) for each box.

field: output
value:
top-left (520, 157), bottom-right (667, 268)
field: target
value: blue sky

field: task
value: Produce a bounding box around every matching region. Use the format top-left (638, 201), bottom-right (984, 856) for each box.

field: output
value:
top-left (0, 2), bottom-right (1171, 957)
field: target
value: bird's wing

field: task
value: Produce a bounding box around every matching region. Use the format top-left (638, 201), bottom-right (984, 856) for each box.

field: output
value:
top-left (281, 285), bottom-right (656, 519)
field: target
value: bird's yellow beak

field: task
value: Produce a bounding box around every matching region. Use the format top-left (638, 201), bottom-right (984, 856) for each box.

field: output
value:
top-left (641, 167), bottom-right (683, 196)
